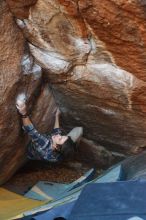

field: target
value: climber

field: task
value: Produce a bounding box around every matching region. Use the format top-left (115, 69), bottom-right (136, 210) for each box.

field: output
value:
top-left (16, 94), bottom-right (83, 162)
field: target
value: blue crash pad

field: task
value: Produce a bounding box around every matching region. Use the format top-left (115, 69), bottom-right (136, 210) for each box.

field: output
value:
top-left (95, 164), bottom-right (123, 183)
top-left (25, 182), bottom-right (66, 201)
top-left (68, 180), bottom-right (146, 220)
top-left (23, 201), bottom-right (75, 220)
top-left (25, 168), bottom-right (95, 201)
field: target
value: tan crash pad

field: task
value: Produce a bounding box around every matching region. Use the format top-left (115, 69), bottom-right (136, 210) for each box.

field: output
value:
top-left (0, 187), bottom-right (46, 220)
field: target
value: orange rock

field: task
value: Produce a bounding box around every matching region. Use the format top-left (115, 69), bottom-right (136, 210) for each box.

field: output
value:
top-left (0, 0), bottom-right (146, 185)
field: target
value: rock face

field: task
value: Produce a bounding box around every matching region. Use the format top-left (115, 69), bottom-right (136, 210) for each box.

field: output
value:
top-left (0, 0), bottom-right (56, 184)
top-left (0, 0), bottom-right (146, 183)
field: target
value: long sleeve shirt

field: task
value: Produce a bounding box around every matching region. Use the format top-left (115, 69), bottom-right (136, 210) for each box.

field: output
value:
top-left (23, 124), bottom-right (62, 162)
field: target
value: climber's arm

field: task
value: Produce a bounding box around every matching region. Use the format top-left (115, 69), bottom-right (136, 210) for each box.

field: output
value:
top-left (16, 99), bottom-right (49, 147)
top-left (54, 108), bottom-right (61, 129)
top-left (16, 101), bottom-right (32, 126)
top-left (18, 108), bottom-right (48, 145)
top-left (16, 100), bottom-right (33, 128)
top-left (22, 115), bottom-right (32, 126)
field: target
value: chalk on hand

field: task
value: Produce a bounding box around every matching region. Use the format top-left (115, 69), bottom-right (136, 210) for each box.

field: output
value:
top-left (16, 93), bottom-right (27, 108)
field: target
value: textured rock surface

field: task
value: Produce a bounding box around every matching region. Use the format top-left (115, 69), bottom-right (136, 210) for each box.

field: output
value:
top-left (0, 0), bottom-right (146, 184)
top-left (14, 0), bottom-right (146, 151)
top-left (0, 0), bottom-right (57, 184)
top-left (6, 0), bottom-right (37, 19)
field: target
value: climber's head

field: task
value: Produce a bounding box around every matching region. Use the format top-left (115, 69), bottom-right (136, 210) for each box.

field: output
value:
top-left (52, 133), bottom-right (68, 146)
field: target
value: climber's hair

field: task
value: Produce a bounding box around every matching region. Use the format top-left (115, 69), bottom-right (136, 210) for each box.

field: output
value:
top-left (61, 136), bottom-right (76, 157)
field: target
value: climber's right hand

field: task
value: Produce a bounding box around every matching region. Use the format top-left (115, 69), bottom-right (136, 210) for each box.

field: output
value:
top-left (16, 102), bottom-right (27, 116)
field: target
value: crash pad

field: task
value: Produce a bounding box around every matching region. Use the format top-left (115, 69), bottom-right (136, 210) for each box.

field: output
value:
top-left (24, 182), bottom-right (66, 201)
top-left (22, 201), bottom-right (75, 220)
top-left (22, 166), bottom-right (122, 216)
top-left (68, 180), bottom-right (146, 220)
top-left (95, 165), bottom-right (123, 183)
top-left (13, 153), bottom-right (146, 218)
top-left (0, 187), bottom-right (45, 220)
top-left (25, 168), bottom-right (95, 201)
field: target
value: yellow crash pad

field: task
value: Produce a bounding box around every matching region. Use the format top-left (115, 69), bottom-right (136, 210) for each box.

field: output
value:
top-left (0, 187), bottom-right (46, 220)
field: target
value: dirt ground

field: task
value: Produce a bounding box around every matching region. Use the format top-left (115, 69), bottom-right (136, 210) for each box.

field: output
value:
top-left (3, 160), bottom-right (102, 195)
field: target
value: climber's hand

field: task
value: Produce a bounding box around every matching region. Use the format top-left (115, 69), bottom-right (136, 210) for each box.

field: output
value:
top-left (16, 102), bottom-right (27, 116)
top-left (16, 93), bottom-right (27, 116)
top-left (55, 108), bottom-right (61, 117)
